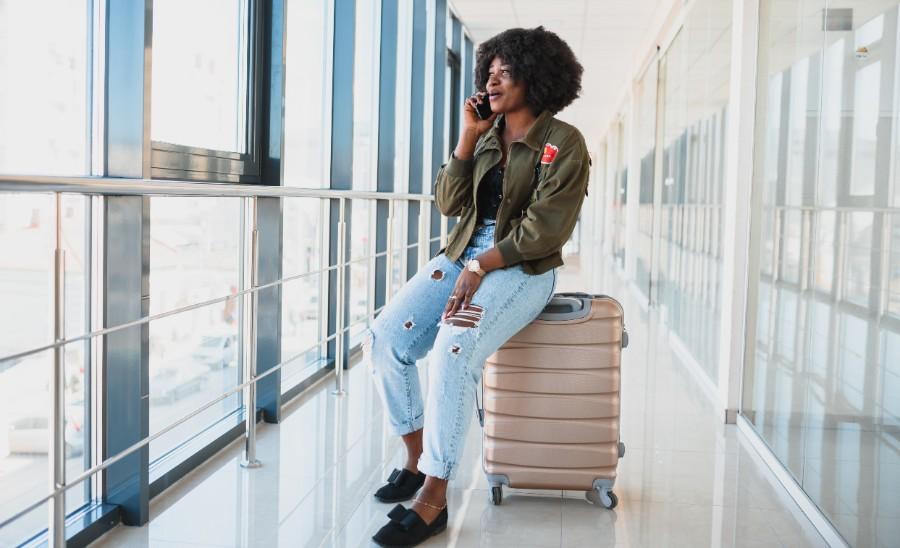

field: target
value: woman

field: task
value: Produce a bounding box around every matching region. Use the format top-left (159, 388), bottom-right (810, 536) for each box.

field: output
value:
top-left (367, 26), bottom-right (588, 546)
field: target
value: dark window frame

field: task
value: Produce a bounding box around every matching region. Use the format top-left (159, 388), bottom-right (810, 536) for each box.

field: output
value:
top-left (149, 0), bottom-right (265, 183)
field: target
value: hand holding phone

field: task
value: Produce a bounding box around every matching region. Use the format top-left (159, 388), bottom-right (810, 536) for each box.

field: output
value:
top-left (457, 93), bottom-right (496, 157)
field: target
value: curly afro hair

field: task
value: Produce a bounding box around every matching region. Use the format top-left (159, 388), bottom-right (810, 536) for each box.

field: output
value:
top-left (474, 26), bottom-right (583, 115)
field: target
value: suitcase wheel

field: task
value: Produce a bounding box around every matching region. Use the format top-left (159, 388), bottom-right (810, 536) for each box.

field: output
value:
top-left (586, 487), bottom-right (618, 509)
top-left (489, 485), bottom-right (503, 506)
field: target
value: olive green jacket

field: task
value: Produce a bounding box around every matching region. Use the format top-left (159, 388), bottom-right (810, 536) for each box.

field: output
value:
top-left (434, 110), bottom-right (590, 275)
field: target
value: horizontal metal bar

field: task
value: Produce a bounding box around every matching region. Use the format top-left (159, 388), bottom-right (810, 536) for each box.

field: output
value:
top-left (0, 175), bottom-right (435, 202)
top-left (657, 202), bottom-right (900, 214)
top-left (0, 303), bottom-right (389, 531)
top-left (344, 249), bottom-right (390, 267)
top-left (1, 249), bottom-right (391, 365)
top-left (768, 205), bottom-right (899, 213)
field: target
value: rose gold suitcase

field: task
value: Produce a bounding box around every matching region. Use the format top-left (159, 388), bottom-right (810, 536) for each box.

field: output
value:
top-left (478, 292), bottom-right (627, 509)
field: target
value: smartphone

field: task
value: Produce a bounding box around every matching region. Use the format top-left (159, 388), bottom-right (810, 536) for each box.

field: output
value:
top-left (475, 94), bottom-right (493, 120)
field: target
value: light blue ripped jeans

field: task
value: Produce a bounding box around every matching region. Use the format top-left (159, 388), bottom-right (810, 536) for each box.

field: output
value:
top-left (363, 220), bottom-right (557, 480)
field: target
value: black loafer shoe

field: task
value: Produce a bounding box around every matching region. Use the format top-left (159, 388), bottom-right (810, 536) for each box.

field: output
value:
top-left (374, 468), bottom-right (426, 503)
top-left (371, 504), bottom-right (448, 547)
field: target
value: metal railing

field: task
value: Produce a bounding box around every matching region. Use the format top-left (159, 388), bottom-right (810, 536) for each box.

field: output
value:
top-left (0, 175), bottom-right (450, 547)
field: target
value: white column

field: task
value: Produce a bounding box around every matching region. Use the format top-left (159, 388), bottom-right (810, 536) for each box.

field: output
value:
top-left (624, 87), bottom-right (641, 281)
top-left (716, 0), bottom-right (760, 423)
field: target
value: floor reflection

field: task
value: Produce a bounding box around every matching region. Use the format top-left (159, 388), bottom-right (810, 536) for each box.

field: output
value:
top-left (746, 276), bottom-right (900, 547)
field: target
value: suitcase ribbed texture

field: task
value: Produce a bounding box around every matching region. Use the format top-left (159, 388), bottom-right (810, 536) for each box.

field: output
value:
top-left (482, 296), bottom-right (625, 491)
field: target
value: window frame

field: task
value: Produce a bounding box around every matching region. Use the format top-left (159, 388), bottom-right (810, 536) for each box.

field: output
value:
top-left (148, 0), bottom-right (265, 183)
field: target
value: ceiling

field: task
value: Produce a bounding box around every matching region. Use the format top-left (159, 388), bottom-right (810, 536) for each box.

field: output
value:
top-left (449, 0), bottom-right (668, 147)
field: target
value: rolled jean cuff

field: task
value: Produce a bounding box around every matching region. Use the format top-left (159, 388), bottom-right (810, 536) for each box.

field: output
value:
top-left (391, 413), bottom-right (425, 437)
top-left (417, 455), bottom-right (456, 480)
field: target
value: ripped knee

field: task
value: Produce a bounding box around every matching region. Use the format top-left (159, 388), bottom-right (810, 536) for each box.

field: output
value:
top-left (443, 304), bottom-right (484, 329)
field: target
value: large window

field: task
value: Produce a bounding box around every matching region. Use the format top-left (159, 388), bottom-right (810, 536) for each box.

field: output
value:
top-left (743, 3), bottom-right (900, 546)
top-left (0, 195), bottom-right (89, 545)
top-left (283, 0), bottom-right (330, 189)
top-left (151, 0), bottom-right (248, 152)
top-left (656, 0), bottom-right (731, 384)
top-left (150, 0), bottom-right (260, 181)
top-left (0, 2), bottom-right (91, 543)
top-left (0, 0), bottom-right (89, 176)
top-left (0, 0), bottom-right (461, 544)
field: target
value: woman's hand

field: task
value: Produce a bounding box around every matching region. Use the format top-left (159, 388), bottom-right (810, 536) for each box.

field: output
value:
top-left (442, 270), bottom-right (484, 321)
top-left (454, 94), bottom-right (498, 161)
top-left (462, 93), bottom-right (498, 137)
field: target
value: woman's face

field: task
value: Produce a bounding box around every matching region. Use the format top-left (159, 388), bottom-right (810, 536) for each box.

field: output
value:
top-left (485, 57), bottom-right (527, 114)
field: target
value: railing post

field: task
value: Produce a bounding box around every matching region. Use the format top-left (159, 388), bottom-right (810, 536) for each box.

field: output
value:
top-left (418, 198), bottom-right (429, 269)
top-left (49, 193), bottom-right (66, 547)
top-left (385, 200), bottom-right (395, 303)
top-left (241, 196), bottom-right (262, 468)
top-left (440, 213), bottom-right (449, 249)
top-left (332, 197), bottom-right (347, 395)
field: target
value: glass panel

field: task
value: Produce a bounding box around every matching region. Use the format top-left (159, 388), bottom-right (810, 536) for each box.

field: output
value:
top-left (744, 3), bottom-right (900, 546)
top-left (889, 215), bottom-right (900, 317)
top-left (0, 496), bottom-right (47, 547)
top-left (656, 0), bottom-right (732, 384)
top-left (849, 17), bottom-right (884, 198)
top-left (282, 197), bottom-right (325, 393)
top-left (0, 193), bottom-right (88, 540)
top-left (60, 196), bottom-right (88, 514)
top-left (819, 38), bottom-right (844, 207)
top-left (844, 211), bottom-right (874, 307)
top-left (148, 198), bottom-right (241, 464)
top-left (0, 1), bottom-right (89, 176)
top-left (812, 210), bottom-right (836, 293)
top-left (283, 0), bottom-right (330, 188)
top-left (151, 0), bottom-right (248, 152)
top-left (394, 0), bottom-right (413, 193)
top-left (353, 0), bottom-right (379, 192)
top-left (349, 200), bottom-right (374, 349)
top-left (780, 209), bottom-right (803, 284)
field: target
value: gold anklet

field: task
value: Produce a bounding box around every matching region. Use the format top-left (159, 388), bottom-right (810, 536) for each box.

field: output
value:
top-left (412, 498), bottom-right (446, 511)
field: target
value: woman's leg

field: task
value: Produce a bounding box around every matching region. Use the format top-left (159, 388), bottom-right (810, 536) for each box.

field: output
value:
top-left (413, 264), bottom-right (557, 519)
top-left (364, 253), bottom-right (462, 471)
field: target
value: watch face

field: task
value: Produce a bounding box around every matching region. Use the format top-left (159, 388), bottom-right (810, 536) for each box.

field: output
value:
top-left (468, 260), bottom-right (480, 272)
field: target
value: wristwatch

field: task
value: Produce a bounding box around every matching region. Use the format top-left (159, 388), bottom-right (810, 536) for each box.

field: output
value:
top-left (467, 259), bottom-right (486, 277)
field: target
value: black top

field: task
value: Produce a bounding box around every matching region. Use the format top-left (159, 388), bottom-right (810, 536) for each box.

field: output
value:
top-left (476, 164), bottom-right (504, 220)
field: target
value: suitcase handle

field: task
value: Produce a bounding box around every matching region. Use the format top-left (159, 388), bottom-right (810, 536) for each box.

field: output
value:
top-left (539, 296), bottom-right (591, 320)
top-left (555, 291), bottom-right (612, 299)
top-left (543, 292), bottom-right (629, 348)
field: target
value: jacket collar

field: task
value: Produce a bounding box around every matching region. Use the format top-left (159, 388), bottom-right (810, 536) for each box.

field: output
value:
top-left (484, 110), bottom-right (553, 152)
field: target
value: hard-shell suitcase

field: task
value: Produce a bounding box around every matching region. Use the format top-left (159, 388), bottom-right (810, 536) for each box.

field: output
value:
top-left (478, 292), bottom-right (627, 509)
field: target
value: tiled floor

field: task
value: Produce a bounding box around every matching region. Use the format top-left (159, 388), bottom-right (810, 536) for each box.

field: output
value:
top-left (92, 262), bottom-right (828, 547)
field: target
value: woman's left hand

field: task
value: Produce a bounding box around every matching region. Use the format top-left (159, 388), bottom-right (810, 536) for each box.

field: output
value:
top-left (442, 270), bottom-right (483, 321)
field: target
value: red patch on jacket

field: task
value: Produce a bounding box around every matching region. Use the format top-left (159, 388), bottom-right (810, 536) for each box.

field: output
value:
top-left (541, 143), bottom-right (559, 164)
